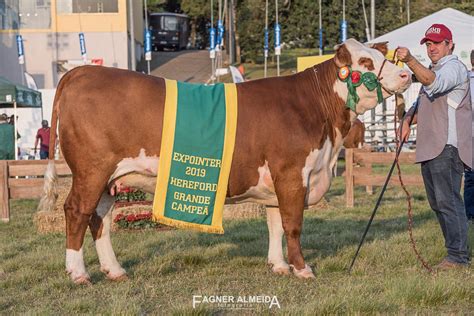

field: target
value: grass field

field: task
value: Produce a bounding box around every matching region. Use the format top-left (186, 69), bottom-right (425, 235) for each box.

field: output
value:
top-left (1, 170), bottom-right (473, 314)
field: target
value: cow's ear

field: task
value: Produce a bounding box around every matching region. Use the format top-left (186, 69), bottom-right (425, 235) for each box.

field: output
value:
top-left (334, 43), bottom-right (352, 67)
top-left (367, 41), bottom-right (389, 57)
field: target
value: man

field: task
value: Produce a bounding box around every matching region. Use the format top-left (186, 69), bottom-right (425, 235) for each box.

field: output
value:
top-left (397, 24), bottom-right (471, 269)
top-left (464, 50), bottom-right (474, 223)
top-left (34, 120), bottom-right (51, 160)
top-left (0, 113), bottom-right (15, 160)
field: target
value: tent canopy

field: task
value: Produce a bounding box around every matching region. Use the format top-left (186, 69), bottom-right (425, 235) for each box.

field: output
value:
top-left (369, 8), bottom-right (473, 68)
top-left (0, 76), bottom-right (42, 108)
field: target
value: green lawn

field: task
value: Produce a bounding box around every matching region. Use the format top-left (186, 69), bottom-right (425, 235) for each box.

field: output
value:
top-left (1, 174), bottom-right (473, 314)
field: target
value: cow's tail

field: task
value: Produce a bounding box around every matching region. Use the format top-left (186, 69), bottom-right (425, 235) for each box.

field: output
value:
top-left (37, 71), bottom-right (71, 212)
top-left (37, 160), bottom-right (58, 212)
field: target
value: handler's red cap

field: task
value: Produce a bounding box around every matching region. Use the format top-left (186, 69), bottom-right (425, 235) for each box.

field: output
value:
top-left (420, 24), bottom-right (452, 44)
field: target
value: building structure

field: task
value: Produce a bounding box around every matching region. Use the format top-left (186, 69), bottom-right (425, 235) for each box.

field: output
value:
top-left (0, 0), bottom-right (144, 89)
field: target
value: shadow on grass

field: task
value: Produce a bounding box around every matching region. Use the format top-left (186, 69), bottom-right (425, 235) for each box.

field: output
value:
top-left (133, 211), bottom-right (433, 272)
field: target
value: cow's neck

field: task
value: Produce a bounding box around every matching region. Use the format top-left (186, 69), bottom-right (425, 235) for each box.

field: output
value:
top-left (298, 60), bottom-right (354, 143)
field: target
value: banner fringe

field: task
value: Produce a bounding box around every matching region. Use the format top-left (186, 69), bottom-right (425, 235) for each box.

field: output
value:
top-left (153, 215), bottom-right (224, 234)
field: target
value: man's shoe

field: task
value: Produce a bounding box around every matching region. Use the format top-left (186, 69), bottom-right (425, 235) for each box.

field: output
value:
top-left (435, 258), bottom-right (469, 271)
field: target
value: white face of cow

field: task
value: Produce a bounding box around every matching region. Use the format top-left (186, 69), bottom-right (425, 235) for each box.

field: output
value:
top-left (333, 38), bottom-right (412, 114)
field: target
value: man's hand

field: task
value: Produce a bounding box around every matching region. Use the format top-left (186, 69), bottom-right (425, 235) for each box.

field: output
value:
top-left (397, 120), bottom-right (411, 143)
top-left (396, 47), bottom-right (414, 63)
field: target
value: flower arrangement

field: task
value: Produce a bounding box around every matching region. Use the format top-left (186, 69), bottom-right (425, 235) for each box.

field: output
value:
top-left (113, 212), bottom-right (159, 230)
top-left (115, 187), bottom-right (147, 202)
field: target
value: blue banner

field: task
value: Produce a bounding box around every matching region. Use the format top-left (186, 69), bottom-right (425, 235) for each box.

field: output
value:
top-left (16, 35), bottom-right (23, 57)
top-left (340, 20), bottom-right (347, 42)
top-left (145, 29), bottom-right (152, 61)
top-left (217, 20), bottom-right (224, 46)
top-left (145, 30), bottom-right (152, 53)
top-left (274, 23), bottom-right (281, 47)
top-left (16, 35), bottom-right (24, 65)
top-left (79, 32), bottom-right (87, 60)
top-left (209, 27), bottom-right (216, 51)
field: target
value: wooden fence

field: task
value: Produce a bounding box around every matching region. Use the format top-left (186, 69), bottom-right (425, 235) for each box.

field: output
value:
top-left (345, 148), bottom-right (424, 207)
top-left (0, 160), bottom-right (71, 222)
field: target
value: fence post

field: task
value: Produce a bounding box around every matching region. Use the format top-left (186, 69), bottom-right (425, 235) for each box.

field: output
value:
top-left (365, 163), bottom-right (373, 194)
top-left (345, 148), bottom-right (354, 207)
top-left (0, 160), bottom-right (9, 222)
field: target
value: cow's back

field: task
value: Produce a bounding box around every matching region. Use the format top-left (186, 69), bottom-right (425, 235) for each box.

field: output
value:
top-left (57, 66), bottom-right (166, 175)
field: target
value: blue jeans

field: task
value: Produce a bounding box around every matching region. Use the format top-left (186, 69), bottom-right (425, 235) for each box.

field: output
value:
top-left (464, 169), bottom-right (474, 220)
top-left (40, 150), bottom-right (48, 160)
top-left (421, 145), bottom-right (469, 264)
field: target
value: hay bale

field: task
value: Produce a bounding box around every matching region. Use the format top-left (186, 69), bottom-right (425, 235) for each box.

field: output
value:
top-left (34, 177), bottom-right (325, 233)
top-left (223, 203), bottom-right (266, 220)
top-left (34, 210), bottom-right (66, 234)
top-left (54, 177), bottom-right (73, 213)
top-left (34, 177), bottom-right (71, 234)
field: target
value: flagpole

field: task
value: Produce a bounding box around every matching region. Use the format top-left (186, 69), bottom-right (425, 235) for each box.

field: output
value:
top-left (14, 101), bottom-right (18, 160)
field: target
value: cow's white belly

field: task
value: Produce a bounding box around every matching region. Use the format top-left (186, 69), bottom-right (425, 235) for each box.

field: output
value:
top-left (228, 130), bottom-right (344, 207)
top-left (303, 129), bottom-right (344, 206)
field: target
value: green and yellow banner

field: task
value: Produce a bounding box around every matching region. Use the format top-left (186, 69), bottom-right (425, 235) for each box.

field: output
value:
top-left (153, 79), bottom-right (238, 234)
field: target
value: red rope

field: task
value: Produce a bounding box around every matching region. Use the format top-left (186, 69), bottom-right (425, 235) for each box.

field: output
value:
top-left (392, 70), bottom-right (434, 273)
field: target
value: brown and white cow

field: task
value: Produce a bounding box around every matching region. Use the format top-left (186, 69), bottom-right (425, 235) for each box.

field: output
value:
top-left (38, 39), bottom-right (411, 284)
top-left (343, 119), bottom-right (365, 149)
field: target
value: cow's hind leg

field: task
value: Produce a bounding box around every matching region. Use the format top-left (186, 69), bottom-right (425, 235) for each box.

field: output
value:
top-left (266, 207), bottom-right (290, 275)
top-left (89, 193), bottom-right (127, 281)
top-left (64, 176), bottom-right (108, 284)
top-left (275, 175), bottom-right (316, 279)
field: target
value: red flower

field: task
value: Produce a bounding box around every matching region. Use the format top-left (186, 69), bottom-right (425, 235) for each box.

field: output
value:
top-left (351, 71), bottom-right (361, 84)
top-left (114, 214), bottom-right (124, 222)
top-left (126, 214), bottom-right (136, 222)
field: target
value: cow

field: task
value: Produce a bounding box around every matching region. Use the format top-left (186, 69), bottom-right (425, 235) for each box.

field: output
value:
top-left (343, 118), bottom-right (366, 149)
top-left (38, 39), bottom-right (411, 284)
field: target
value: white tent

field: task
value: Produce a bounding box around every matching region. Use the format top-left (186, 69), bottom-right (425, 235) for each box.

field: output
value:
top-left (369, 8), bottom-right (473, 68)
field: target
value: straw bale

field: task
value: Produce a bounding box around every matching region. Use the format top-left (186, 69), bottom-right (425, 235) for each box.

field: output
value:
top-left (34, 177), bottom-right (327, 233)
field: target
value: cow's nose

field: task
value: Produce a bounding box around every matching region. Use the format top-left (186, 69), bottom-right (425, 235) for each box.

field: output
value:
top-left (399, 71), bottom-right (410, 82)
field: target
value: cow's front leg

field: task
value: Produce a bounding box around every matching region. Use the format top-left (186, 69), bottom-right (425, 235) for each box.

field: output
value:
top-left (89, 193), bottom-right (127, 281)
top-left (266, 207), bottom-right (290, 275)
top-left (275, 175), bottom-right (315, 279)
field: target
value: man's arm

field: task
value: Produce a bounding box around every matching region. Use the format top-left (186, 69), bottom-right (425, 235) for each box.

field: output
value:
top-left (398, 105), bottom-right (418, 143)
top-left (34, 132), bottom-right (40, 153)
top-left (397, 47), bottom-right (436, 86)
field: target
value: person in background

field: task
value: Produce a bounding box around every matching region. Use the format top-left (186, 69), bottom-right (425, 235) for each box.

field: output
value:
top-left (397, 24), bottom-right (471, 270)
top-left (0, 113), bottom-right (15, 160)
top-left (464, 50), bottom-right (474, 224)
top-left (34, 120), bottom-right (51, 160)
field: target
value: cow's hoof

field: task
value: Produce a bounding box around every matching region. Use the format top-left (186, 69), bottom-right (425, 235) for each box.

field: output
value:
top-left (106, 270), bottom-right (128, 282)
top-left (73, 275), bottom-right (92, 285)
top-left (269, 262), bottom-right (291, 275)
top-left (290, 264), bottom-right (316, 279)
top-left (101, 266), bottom-right (127, 281)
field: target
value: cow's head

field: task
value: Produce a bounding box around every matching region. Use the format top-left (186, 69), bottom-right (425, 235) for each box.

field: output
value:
top-left (333, 38), bottom-right (411, 114)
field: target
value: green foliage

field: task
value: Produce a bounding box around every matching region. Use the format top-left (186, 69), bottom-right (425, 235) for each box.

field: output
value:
top-left (147, 0), bottom-right (181, 13)
top-left (115, 189), bottom-right (147, 202)
top-left (154, 0), bottom-right (473, 63)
